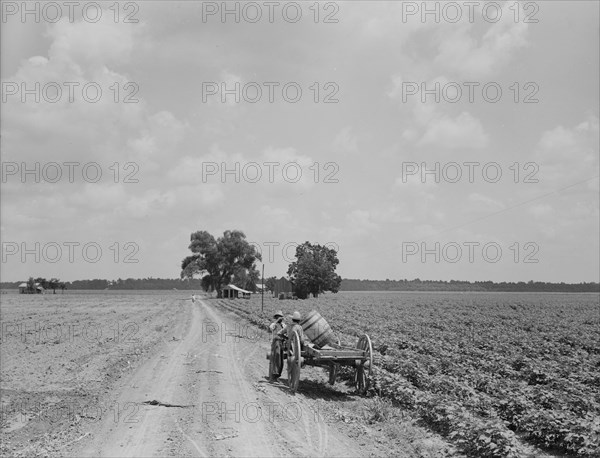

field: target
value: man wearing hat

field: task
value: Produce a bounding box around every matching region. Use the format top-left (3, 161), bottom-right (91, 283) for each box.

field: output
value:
top-left (269, 310), bottom-right (285, 334)
top-left (274, 312), bottom-right (311, 385)
top-left (277, 311), bottom-right (309, 348)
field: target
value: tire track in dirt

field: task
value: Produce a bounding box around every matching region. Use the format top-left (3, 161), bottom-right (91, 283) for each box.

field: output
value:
top-left (209, 301), bottom-right (360, 458)
top-left (70, 297), bottom-right (372, 457)
top-left (73, 301), bottom-right (209, 457)
top-left (233, 338), bottom-right (329, 457)
top-left (193, 299), bottom-right (279, 457)
top-left (211, 303), bottom-right (322, 454)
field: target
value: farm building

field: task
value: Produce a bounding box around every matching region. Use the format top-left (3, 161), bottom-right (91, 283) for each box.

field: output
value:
top-left (273, 277), bottom-right (293, 298)
top-left (222, 284), bottom-right (251, 299)
top-left (18, 282), bottom-right (44, 294)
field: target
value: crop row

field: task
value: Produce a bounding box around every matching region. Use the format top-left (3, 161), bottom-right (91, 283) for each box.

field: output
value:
top-left (210, 293), bottom-right (600, 456)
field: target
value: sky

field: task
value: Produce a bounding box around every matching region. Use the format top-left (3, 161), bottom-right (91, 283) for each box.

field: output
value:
top-left (1, 0), bottom-right (599, 283)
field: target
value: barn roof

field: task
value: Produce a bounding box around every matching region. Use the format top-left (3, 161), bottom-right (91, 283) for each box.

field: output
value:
top-left (223, 284), bottom-right (251, 294)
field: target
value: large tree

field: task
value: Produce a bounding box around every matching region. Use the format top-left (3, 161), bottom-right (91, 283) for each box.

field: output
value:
top-left (48, 278), bottom-right (60, 294)
top-left (26, 277), bottom-right (36, 294)
top-left (180, 230), bottom-right (261, 298)
top-left (287, 242), bottom-right (342, 299)
top-left (232, 265), bottom-right (260, 292)
top-left (34, 277), bottom-right (48, 289)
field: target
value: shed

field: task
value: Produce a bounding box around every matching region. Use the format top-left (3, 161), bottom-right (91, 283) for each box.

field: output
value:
top-left (222, 284), bottom-right (251, 299)
top-left (18, 282), bottom-right (44, 294)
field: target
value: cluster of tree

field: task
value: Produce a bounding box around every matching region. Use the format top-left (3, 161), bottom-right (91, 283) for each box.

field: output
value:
top-left (20, 277), bottom-right (67, 294)
top-left (179, 230), bottom-right (341, 299)
top-left (341, 278), bottom-right (600, 293)
top-left (181, 230), bottom-right (261, 297)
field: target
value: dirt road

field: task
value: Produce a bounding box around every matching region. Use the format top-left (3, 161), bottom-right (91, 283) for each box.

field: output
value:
top-left (73, 298), bottom-right (377, 457)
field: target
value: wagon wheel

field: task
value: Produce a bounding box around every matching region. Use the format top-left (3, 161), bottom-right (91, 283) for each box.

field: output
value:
top-left (287, 330), bottom-right (301, 393)
top-left (269, 338), bottom-right (283, 380)
top-left (354, 334), bottom-right (373, 395)
top-left (328, 363), bottom-right (338, 385)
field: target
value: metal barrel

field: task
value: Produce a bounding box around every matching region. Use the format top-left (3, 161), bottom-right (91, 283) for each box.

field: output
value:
top-left (301, 310), bottom-right (336, 348)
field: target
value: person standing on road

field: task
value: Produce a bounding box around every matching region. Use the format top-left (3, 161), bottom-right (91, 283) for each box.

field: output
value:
top-left (269, 310), bottom-right (286, 334)
top-left (268, 311), bottom-right (286, 381)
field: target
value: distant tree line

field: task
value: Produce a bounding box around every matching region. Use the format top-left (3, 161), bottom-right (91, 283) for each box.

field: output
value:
top-left (340, 279), bottom-right (600, 293)
top-left (3, 278), bottom-right (597, 293)
top-left (1, 277), bottom-right (207, 291)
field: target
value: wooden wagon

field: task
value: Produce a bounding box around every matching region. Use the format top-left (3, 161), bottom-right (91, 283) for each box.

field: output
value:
top-left (267, 330), bottom-right (373, 395)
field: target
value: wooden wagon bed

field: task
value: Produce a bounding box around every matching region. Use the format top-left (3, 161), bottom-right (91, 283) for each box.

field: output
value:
top-left (304, 344), bottom-right (367, 361)
top-left (267, 332), bottom-right (373, 394)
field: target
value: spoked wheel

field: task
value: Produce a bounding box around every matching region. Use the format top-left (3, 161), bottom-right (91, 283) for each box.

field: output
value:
top-left (328, 363), bottom-right (338, 385)
top-left (287, 330), bottom-right (301, 393)
top-left (354, 334), bottom-right (373, 395)
top-left (269, 338), bottom-right (283, 380)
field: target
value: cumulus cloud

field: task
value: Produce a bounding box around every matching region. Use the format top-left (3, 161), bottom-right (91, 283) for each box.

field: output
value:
top-left (393, 171), bottom-right (437, 188)
top-left (525, 116), bottom-right (599, 240)
top-left (2, 15), bottom-right (184, 168)
top-left (433, 2), bottom-right (530, 78)
top-left (371, 206), bottom-right (415, 225)
top-left (346, 209), bottom-right (379, 237)
top-left (418, 111), bottom-right (489, 149)
top-left (332, 126), bottom-right (359, 153)
top-left (534, 115), bottom-right (599, 183)
top-left (166, 143), bottom-right (317, 208)
top-left (46, 17), bottom-right (138, 72)
top-left (120, 189), bottom-right (177, 219)
top-left (388, 75), bottom-right (489, 151)
top-left (1, 15), bottom-right (191, 244)
top-left (538, 125), bottom-right (578, 152)
top-left (467, 193), bottom-right (505, 211)
top-left (344, 1), bottom-right (429, 41)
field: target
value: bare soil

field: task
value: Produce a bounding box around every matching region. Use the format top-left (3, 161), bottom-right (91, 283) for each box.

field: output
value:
top-left (1, 292), bottom-right (455, 457)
